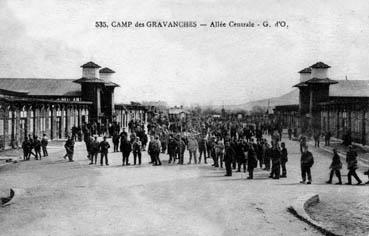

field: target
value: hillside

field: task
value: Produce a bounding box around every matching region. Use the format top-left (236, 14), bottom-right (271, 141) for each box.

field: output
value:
top-left (227, 89), bottom-right (299, 111)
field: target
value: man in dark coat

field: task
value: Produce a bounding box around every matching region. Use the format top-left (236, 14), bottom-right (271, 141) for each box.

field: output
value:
top-left (280, 142), bottom-right (288, 178)
top-left (89, 136), bottom-right (100, 165)
top-left (345, 145), bottom-right (362, 185)
top-left (177, 137), bottom-right (186, 165)
top-left (41, 134), bottom-right (49, 157)
top-left (235, 139), bottom-right (246, 173)
top-left (269, 143), bottom-right (281, 179)
top-left (112, 132), bottom-right (120, 152)
top-left (120, 135), bottom-right (132, 166)
top-left (224, 141), bottom-right (235, 176)
top-left (300, 146), bottom-right (314, 184)
top-left (247, 144), bottom-right (258, 179)
top-left (167, 135), bottom-right (177, 164)
top-left (99, 136), bottom-right (110, 166)
top-left (326, 148), bottom-right (342, 184)
top-left (198, 137), bottom-right (207, 164)
top-left (132, 137), bottom-right (142, 165)
top-left (64, 136), bottom-right (75, 162)
top-left (33, 136), bottom-right (42, 160)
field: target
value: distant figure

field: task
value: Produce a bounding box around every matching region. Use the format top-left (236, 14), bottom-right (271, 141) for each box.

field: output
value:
top-left (187, 136), bottom-right (198, 164)
top-left (288, 128), bottom-right (292, 140)
top-left (112, 132), bottom-right (120, 152)
top-left (33, 136), bottom-right (42, 160)
top-left (41, 134), bottom-right (49, 157)
top-left (326, 149), bottom-right (342, 184)
top-left (324, 131), bottom-right (331, 146)
top-left (280, 142), bottom-right (288, 178)
top-left (314, 131), bottom-right (320, 148)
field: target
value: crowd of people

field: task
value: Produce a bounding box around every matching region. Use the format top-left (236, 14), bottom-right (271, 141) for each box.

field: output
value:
top-left (20, 114), bottom-right (369, 186)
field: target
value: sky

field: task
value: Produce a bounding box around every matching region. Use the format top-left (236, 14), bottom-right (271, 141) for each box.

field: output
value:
top-left (1, 0), bottom-right (369, 106)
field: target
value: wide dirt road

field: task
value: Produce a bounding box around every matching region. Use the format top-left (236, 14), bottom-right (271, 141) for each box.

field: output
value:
top-left (1, 137), bottom-right (358, 236)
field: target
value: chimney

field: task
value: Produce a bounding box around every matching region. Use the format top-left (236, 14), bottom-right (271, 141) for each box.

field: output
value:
top-left (99, 67), bottom-right (115, 82)
top-left (81, 61), bottom-right (101, 79)
top-left (298, 67), bottom-right (312, 82)
top-left (310, 61), bottom-right (330, 79)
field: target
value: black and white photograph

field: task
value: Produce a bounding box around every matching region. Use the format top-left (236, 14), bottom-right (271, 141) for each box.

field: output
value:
top-left (1, 0), bottom-right (369, 235)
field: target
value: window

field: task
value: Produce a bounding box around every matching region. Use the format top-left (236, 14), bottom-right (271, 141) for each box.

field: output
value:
top-left (8, 111), bottom-right (13, 137)
top-left (0, 119), bottom-right (4, 136)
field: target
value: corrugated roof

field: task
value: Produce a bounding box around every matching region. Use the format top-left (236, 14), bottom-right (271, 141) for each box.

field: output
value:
top-left (329, 80), bottom-right (369, 97)
top-left (0, 78), bottom-right (81, 97)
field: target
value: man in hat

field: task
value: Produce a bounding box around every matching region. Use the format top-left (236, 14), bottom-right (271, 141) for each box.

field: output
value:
top-left (89, 136), bottom-right (100, 165)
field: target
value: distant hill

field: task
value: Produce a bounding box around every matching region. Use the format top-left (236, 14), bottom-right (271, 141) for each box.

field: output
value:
top-left (226, 89), bottom-right (299, 111)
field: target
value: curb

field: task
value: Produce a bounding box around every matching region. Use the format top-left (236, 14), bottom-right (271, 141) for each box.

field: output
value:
top-left (287, 194), bottom-right (341, 236)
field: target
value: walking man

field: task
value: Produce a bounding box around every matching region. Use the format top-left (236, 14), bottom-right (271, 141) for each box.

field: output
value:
top-left (247, 144), bottom-right (257, 179)
top-left (326, 148), bottom-right (342, 184)
top-left (300, 145), bottom-right (314, 184)
top-left (346, 145), bottom-right (362, 185)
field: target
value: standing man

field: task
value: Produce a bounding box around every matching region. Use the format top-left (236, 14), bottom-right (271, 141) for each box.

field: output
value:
top-left (120, 135), bottom-right (132, 166)
top-left (280, 142), bottom-right (288, 178)
top-left (33, 136), bottom-right (42, 160)
top-left (99, 136), bottom-right (110, 166)
top-left (247, 144), bottom-right (257, 179)
top-left (300, 146), bottom-right (314, 184)
top-left (269, 143), bottom-right (281, 179)
top-left (89, 136), bottom-right (100, 165)
top-left (346, 145), bottom-right (362, 185)
top-left (112, 132), bottom-right (120, 152)
top-left (187, 136), bottom-right (198, 164)
top-left (224, 141), bottom-right (235, 176)
top-left (132, 137), bottom-right (142, 165)
top-left (41, 133), bottom-right (49, 157)
top-left (198, 136), bottom-right (207, 164)
top-left (167, 135), bottom-right (177, 164)
top-left (288, 128), bottom-right (292, 140)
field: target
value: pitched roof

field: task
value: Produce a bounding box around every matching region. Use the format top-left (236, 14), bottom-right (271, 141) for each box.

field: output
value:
top-left (311, 61), bottom-right (330, 69)
top-left (73, 77), bottom-right (106, 84)
top-left (298, 67), bottom-right (312, 73)
top-left (99, 67), bottom-right (115, 73)
top-left (0, 78), bottom-right (81, 97)
top-left (304, 77), bottom-right (338, 84)
top-left (80, 61), bottom-right (101, 68)
top-left (329, 80), bottom-right (369, 97)
top-left (293, 81), bottom-right (308, 87)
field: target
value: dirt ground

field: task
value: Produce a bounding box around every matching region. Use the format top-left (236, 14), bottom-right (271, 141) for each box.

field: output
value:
top-left (0, 137), bottom-right (367, 236)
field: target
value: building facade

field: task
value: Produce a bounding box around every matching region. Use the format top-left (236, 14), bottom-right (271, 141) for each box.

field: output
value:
top-left (0, 61), bottom-right (149, 150)
top-left (274, 61), bottom-right (369, 145)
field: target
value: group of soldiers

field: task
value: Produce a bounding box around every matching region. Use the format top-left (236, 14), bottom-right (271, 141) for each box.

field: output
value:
top-left (21, 134), bottom-right (49, 160)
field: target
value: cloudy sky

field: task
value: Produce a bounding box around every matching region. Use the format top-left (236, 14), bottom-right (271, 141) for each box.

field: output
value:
top-left (1, 0), bottom-right (369, 106)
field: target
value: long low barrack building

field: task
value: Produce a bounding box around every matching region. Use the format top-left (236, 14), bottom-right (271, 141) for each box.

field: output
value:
top-left (0, 61), bottom-right (150, 150)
